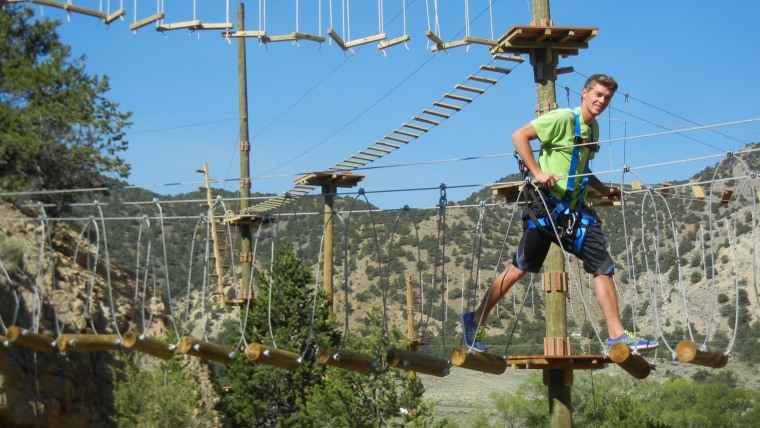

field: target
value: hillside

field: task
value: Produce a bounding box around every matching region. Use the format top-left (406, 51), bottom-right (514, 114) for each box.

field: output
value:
top-left (1, 143), bottom-right (760, 426)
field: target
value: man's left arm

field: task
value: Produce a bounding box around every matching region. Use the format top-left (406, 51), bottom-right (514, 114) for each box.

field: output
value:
top-left (588, 173), bottom-right (622, 201)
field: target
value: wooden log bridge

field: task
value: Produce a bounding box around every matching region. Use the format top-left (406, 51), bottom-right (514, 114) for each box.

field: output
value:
top-left (676, 340), bottom-right (729, 369)
top-left (246, 343), bottom-right (301, 371)
top-left (316, 346), bottom-right (378, 374)
top-left (6, 326), bottom-right (56, 353)
top-left (178, 336), bottom-right (235, 365)
top-left (607, 342), bottom-right (651, 379)
top-left (57, 334), bottom-right (122, 352)
top-left (386, 347), bottom-right (450, 377)
top-left (122, 331), bottom-right (175, 360)
top-left (450, 347), bottom-right (508, 375)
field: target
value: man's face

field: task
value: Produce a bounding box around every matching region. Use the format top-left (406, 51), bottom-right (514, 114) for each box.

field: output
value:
top-left (581, 83), bottom-right (615, 117)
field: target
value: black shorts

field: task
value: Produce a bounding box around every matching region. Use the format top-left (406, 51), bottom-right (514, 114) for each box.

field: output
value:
top-left (512, 200), bottom-right (615, 276)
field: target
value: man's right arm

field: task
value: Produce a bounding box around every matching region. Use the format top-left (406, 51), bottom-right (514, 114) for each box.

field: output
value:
top-left (512, 123), bottom-right (560, 188)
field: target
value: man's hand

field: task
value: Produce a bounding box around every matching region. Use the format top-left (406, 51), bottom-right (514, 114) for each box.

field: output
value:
top-left (534, 171), bottom-right (561, 188)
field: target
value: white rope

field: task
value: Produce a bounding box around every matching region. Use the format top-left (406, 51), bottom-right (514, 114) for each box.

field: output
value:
top-left (463, 0), bottom-right (470, 38)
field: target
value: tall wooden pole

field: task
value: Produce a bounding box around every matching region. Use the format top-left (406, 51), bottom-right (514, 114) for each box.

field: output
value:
top-left (237, 2), bottom-right (253, 292)
top-left (322, 184), bottom-right (336, 312)
top-left (529, 1), bottom-right (571, 427)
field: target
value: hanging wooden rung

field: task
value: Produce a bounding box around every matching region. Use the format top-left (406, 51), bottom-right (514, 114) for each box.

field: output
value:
top-left (351, 154), bottom-right (375, 162)
top-left (430, 39), bottom-right (469, 52)
top-left (156, 20), bottom-right (202, 31)
top-left (6, 326), bottom-right (56, 353)
top-left (262, 33), bottom-right (298, 43)
top-left (196, 22), bottom-right (234, 31)
top-left (630, 181), bottom-right (643, 191)
top-left (423, 109), bottom-right (450, 118)
top-left (246, 343), bottom-right (301, 371)
top-left (293, 32), bottom-right (326, 43)
top-left (359, 150), bottom-right (383, 158)
top-left (122, 331), bottom-right (175, 360)
top-left (675, 340), bottom-right (728, 369)
top-left (386, 347), bottom-right (450, 377)
top-left (376, 140), bottom-right (401, 149)
top-left (345, 33), bottom-right (386, 49)
top-left (57, 334), bottom-right (122, 352)
top-left (412, 116), bottom-right (440, 126)
top-left (105, 9), bottom-right (127, 24)
top-left (129, 12), bottom-right (164, 30)
top-left (493, 54), bottom-right (525, 63)
top-left (178, 336), bottom-right (235, 364)
top-left (394, 129), bottom-right (420, 138)
top-left (468, 75), bottom-right (497, 84)
top-left (316, 346), bottom-right (378, 374)
top-left (449, 347), bottom-right (507, 375)
top-left (433, 102), bottom-right (461, 111)
top-left (385, 135), bottom-right (410, 144)
top-left (608, 342), bottom-right (651, 379)
top-left (402, 123), bottom-right (430, 132)
top-left (327, 28), bottom-right (347, 49)
top-left (691, 185), bottom-right (706, 200)
top-left (455, 84), bottom-right (485, 94)
top-left (222, 30), bottom-right (266, 38)
top-left (367, 145), bottom-right (392, 153)
top-left (445, 93), bottom-right (473, 103)
top-left (480, 65), bottom-right (511, 74)
top-left (720, 188), bottom-right (734, 203)
top-left (464, 36), bottom-right (497, 46)
top-left (29, 0), bottom-right (107, 19)
top-left (342, 159), bottom-right (366, 166)
top-left (377, 34), bottom-right (410, 50)
top-left (425, 30), bottom-right (444, 46)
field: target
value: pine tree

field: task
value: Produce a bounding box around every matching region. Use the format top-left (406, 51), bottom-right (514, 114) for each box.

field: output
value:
top-left (0, 2), bottom-right (132, 214)
top-left (222, 243), bottom-right (339, 427)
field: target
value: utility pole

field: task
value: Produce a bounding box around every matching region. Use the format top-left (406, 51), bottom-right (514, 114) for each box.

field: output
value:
top-left (237, 2), bottom-right (253, 293)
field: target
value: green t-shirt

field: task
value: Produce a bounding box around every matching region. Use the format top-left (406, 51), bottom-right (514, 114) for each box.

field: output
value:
top-left (530, 107), bottom-right (598, 205)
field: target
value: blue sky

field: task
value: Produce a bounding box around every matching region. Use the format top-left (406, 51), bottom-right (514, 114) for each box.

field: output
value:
top-left (32, 0), bottom-right (760, 209)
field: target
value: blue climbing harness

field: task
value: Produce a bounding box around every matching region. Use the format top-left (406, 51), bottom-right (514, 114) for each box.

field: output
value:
top-left (526, 109), bottom-right (600, 256)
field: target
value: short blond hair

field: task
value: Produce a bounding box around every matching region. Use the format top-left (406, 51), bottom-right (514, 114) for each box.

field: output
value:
top-left (584, 74), bottom-right (618, 93)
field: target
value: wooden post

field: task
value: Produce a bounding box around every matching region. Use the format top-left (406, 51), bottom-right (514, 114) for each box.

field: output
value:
top-left (6, 326), bottom-right (56, 353)
top-left (316, 346), bottom-right (378, 374)
top-left (122, 331), bottom-right (175, 360)
top-left (529, 2), bottom-right (571, 425)
top-left (323, 183), bottom-right (336, 312)
top-left (178, 336), bottom-right (235, 364)
top-left (675, 340), bottom-right (728, 369)
top-left (57, 334), bottom-right (122, 352)
top-left (246, 343), bottom-right (301, 371)
top-left (386, 347), bottom-right (450, 377)
top-left (237, 2), bottom-right (253, 294)
top-left (608, 342), bottom-right (651, 379)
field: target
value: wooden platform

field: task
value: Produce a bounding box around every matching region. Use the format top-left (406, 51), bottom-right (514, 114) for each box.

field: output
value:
top-left (507, 354), bottom-right (608, 370)
top-left (492, 182), bottom-right (621, 207)
top-left (293, 171), bottom-right (365, 188)
top-left (491, 25), bottom-right (598, 57)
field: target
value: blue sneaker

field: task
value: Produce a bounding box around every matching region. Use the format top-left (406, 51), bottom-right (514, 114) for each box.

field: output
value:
top-left (460, 312), bottom-right (487, 352)
top-left (607, 331), bottom-right (658, 351)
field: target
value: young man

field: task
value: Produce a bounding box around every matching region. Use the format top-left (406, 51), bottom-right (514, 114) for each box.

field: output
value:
top-left (461, 74), bottom-right (657, 353)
